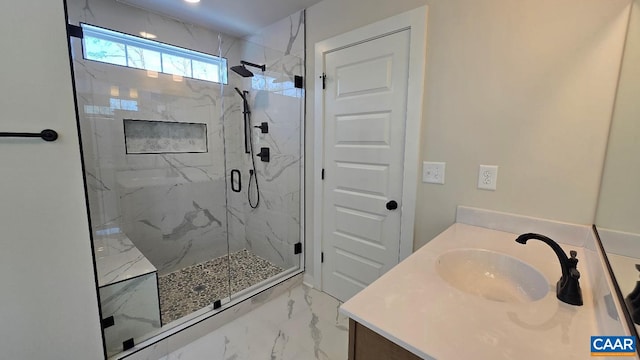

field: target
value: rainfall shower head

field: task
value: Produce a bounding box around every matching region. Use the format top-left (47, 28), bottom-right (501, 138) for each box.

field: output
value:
top-left (230, 60), bottom-right (266, 78)
top-left (231, 65), bottom-right (254, 77)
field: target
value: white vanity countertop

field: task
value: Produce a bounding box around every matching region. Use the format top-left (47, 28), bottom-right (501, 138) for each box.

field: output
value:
top-left (340, 223), bottom-right (603, 360)
top-left (94, 230), bottom-right (157, 288)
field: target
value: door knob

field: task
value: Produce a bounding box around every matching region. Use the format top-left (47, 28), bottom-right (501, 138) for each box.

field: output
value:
top-left (386, 200), bottom-right (398, 210)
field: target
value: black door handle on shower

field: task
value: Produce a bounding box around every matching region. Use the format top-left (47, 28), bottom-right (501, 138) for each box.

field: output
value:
top-left (0, 129), bottom-right (58, 142)
top-left (386, 200), bottom-right (398, 210)
top-left (231, 169), bottom-right (241, 193)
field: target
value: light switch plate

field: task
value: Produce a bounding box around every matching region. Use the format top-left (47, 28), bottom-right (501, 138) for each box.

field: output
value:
top-left (478, 165), bottom-right (498, 190)
top-left (423, 162), bottom-right (445, 184)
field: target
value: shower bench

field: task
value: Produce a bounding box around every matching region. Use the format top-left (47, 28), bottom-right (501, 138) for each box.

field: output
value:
top-left (95, 230), bottom-right (161, 357)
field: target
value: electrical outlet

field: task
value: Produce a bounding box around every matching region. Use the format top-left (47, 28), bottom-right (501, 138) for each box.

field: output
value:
top-left (423, 162), bottom-right (445, 184)
top-left (478, 165), bottom-right (498, 190)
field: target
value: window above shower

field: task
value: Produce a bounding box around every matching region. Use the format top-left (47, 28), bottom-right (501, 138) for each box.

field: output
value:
top-left (81, 24), bottom-right (228, 84)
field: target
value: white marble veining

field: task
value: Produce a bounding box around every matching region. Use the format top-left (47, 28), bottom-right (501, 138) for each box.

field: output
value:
top-left (69, 0), bottom-right (237, 275)
top-left (67, 0), bottom-right (235, 58)
top-left (67, 1), bottom-right (305, 357)
top-left (244, 11), bottom-right (305, 58)
top-left (100, 273), bottom-right (161, 357)
top-left (95, 230), bottom-right (157, 287)
top-left (95, 230), bottom-right (162, 357)
top-left (159, 283), bottom-right (348, 360)
top-left (227, 19), bottom-right (305, 270)
top-left (117, 169), bottom-right (229, 275)
top-left (69, 0), bottom-right (304, 275)
top-left (341, 222), bottom-right (629, 360)
top-left (121, 274), bottom-right (304, 360)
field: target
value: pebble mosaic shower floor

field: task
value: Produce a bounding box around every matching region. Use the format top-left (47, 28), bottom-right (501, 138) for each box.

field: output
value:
top-left (158, 249), bottom-right (284, 324)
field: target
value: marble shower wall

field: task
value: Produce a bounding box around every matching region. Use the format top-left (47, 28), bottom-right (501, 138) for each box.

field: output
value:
top-left (68, 0), bottom-right (304, 277)
top-left (68, 0), bottom-right (244, 275)
top-left (230, 12), bottom-right (305, 270)
top-left (100, 273), bottom-right (160, 357)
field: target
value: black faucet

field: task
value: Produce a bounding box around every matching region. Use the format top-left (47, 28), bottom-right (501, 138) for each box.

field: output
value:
top-left (515, 233), bottom-right (583, 306)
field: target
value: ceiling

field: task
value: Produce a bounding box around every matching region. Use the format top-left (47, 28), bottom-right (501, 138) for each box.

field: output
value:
top-left (119, 0), bottom-right (321, 38)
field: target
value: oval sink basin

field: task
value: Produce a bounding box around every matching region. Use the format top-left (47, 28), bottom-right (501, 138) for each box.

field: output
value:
top-left (435, 249), bottom-right (548, 303)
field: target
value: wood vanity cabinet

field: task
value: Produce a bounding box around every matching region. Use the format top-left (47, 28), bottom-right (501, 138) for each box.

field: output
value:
top-left (348, 319), bottom-right (422, 360)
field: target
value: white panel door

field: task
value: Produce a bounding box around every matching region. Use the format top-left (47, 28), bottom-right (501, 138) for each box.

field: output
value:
top-left (322, 30), bottom-right (410, 302)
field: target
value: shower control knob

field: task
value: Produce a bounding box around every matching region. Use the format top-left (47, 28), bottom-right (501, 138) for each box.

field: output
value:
top-left (386, 200), bottom-right (398, 211)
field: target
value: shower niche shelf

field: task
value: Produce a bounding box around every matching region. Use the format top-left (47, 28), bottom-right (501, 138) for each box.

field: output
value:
top-left (123, 119), bottom-right (208, 154)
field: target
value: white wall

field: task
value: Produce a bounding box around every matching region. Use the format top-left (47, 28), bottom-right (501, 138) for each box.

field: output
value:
top-left (596, 0), bottom-right (640, 234)
top-left (305, 0), bottom-right (631, 281)
top-left (0, 1), bottom-right (104, 359)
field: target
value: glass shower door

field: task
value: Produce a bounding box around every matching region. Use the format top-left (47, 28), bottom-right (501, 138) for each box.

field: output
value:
top-left (224, 38), bottom-right (305, 299)
top-left (66, 11), bottom-right (232, 356)
top-left (66, 0), bottom-right (305, 356)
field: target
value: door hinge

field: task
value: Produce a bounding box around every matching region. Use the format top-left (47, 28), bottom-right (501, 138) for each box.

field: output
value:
top-left (123, 338), bottom-right (135, 351)
top-left (294, 242), bottom-right (302, 254)
top-left (321, 252), bottom-right (324, 263)
top-left (67, 24), bottom-right (83, 39)
top-left (294, 75), bottom-right (304, 89)
top-left (101, 316), bottom-right (115, 329)
top-left (320, 73), bottom-right (326, 90)
top-left (321, 168), bottom-right (325, 180)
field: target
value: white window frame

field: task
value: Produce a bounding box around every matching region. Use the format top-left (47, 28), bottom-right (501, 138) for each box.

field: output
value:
top-left (81, 23), bottom-right (228, 84)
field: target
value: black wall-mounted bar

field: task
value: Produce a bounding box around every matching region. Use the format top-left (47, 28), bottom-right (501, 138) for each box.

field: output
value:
top-left (234, 87), bottom-right (251, 154)
top-left (0, 129), bottom-right (59, 142)
top-left (241, 61), bottom-right (266, 72)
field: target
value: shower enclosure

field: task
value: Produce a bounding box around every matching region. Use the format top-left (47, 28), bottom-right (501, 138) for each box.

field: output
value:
top-left (65, 0), bottom-right (304, 357)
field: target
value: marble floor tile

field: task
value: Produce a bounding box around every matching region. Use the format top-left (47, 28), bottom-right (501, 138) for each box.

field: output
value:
top-left (163, 285), bottom-right (349, 360)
